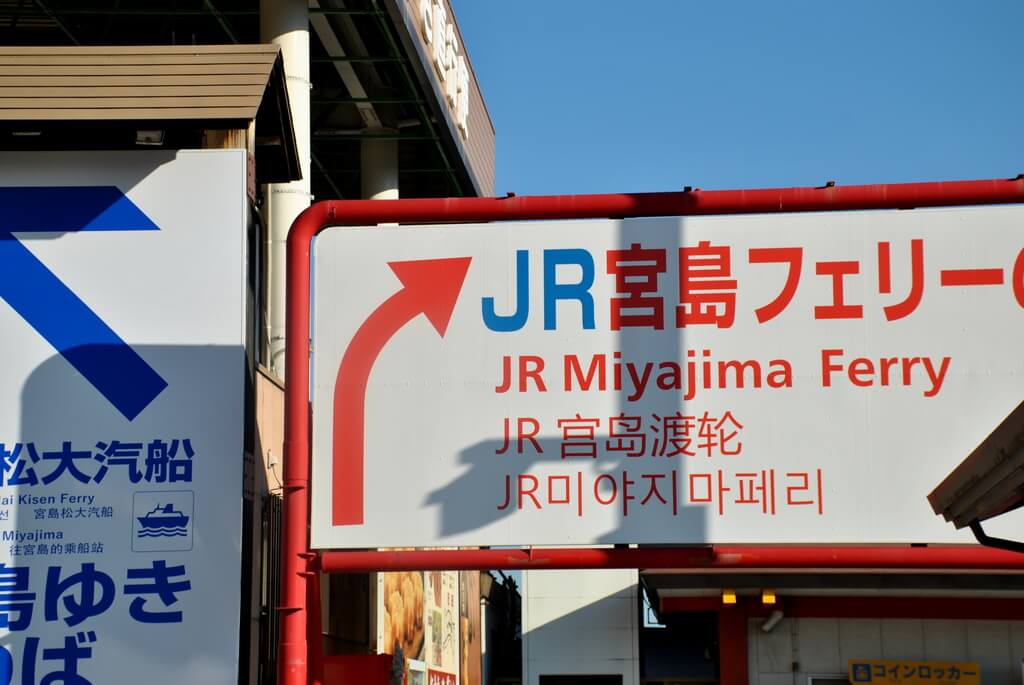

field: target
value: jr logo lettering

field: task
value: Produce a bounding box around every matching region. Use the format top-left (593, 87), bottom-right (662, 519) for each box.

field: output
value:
top-left (0, 187), bottom-right (168, 421)
top-left (481, 248), bottom-right (596, 331)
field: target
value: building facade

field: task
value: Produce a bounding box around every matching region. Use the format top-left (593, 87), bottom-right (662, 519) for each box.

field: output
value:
top-left (0, 1), bottom-right (495, 683)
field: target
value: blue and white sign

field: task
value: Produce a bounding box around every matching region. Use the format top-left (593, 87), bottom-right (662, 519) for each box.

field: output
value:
top-left (0, 151), bottom-right (246, 683)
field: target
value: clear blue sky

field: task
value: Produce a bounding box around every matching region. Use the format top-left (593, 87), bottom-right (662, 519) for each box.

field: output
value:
top-left (451, 1), bottom-right (1023, 196)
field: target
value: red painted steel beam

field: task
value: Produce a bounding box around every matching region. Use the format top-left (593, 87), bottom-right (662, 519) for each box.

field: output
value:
top-left (290, 177), bottom-right (1024, 230)
top-left (718, 607), bottom-right (749, 685)
top-left (316, 545), bottom-right (1024, 573)
top-left (763, 596), bottom-right (1024, 620)
top-left (661, 596), bottom-right (1024, 621)
top-left (708, 544), bottom-right (1024, 569)
top-left (279, 176), bottom-right (1024, 685)
top-left (320, 547), bottom-right (714, 572)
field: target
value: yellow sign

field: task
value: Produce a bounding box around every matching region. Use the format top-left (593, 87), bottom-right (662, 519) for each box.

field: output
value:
top-left (849, 660), bottom-right (980, 685)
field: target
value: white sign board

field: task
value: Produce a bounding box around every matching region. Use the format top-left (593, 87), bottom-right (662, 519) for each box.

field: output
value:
top-left (311, 205), bottom-right (1024, 549)
top-left (0, 151), bottom-right (245, 682)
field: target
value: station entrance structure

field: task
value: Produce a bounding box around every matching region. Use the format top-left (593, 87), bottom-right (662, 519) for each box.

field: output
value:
top-left (282, 176), bottom-right (1024, 685)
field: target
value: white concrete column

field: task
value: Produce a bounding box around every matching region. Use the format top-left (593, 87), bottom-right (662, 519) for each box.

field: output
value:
top-left (361, 131), bottom-right (399, 200)
top-left (522, 569), bottom-right (641, 685)
top-left (262, 0), bottom-right (311, 380)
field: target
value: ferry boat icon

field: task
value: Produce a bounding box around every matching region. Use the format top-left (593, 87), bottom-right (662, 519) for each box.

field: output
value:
top-left (136, 503), bottom-right (190, 538)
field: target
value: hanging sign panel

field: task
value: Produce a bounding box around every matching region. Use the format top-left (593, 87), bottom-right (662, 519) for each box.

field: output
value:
top-left (0, 150), bottom-right (245, 683)
top-left (310, 205), bottom-right (1024, 549)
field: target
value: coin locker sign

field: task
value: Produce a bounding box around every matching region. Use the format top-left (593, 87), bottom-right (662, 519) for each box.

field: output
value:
top-left (0, 151), bottom-right (245, 683)
top-left (850, 659), bottom-right (980, 685)
top-left (311, 205), bottom-right (1024, 549)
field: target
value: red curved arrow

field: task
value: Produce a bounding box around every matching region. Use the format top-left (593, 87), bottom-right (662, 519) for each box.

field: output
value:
top-left (332, 257), bottom-right (472, 526)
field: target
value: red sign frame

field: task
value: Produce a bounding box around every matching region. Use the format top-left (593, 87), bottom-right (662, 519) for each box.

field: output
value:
top-left (280, 177), bottom-right (1024, 685)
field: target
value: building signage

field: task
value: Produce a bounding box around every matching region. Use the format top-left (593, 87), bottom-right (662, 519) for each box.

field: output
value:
top-left (0, 151), bottom-right (245, 683)
top-left (417, 0), bottom-right (469, 138)
top-left (850, 659), bottom-right (980, 685)
top-left (310, 205), bottom-right (1024, 548)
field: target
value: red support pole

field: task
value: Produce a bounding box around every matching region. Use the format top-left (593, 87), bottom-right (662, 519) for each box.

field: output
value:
top-left (280, 203), bottom-right (334, 685)
top-left (316, 544), bottom-right (1024, 572)
top-left (308, 571), bottom-right (324, 685)
top-left (718, 606), bottom-right (749, 685)
top-left (279, 177), bottom-right (1024, 685)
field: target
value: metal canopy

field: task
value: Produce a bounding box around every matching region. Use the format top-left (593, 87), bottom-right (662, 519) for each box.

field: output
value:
top-left (0, 0), bottom-right (477, 200)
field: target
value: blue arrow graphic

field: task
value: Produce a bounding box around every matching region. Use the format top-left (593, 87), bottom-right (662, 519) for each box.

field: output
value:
top-left (0, 186), bottom-right (167, 421)
top-left (0, 186), bottom-right (159, 232)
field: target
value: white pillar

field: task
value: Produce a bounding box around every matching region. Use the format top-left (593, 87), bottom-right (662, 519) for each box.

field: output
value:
top-left (522, 569), bottom-right (641, 685)
top-left (262, 0), bottom-right (311, 380)
top-left (361, 131), bottom-right (399, 200)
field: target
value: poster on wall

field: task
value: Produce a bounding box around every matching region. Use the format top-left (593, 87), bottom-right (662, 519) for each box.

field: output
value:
top-left (312, 204), bottom-right (1024, 548)
top-left (379, 570), bottom-right (465, 684)
top-left (459, 572), bottom-right (481, 685)
top-left (0, 150), bottom-right (246, 683)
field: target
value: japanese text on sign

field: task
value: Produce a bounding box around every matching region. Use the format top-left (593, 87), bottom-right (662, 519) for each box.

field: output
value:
top-left (850, 660), bottom-right (980, 685)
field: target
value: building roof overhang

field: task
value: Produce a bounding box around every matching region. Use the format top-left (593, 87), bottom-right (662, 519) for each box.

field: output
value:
top-left (0, 44), bottom-right (301, 183)
top-left (0, 1), bottom-right (495, 198)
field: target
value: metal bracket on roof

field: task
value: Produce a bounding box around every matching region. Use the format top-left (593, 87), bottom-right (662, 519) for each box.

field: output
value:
top-left (970, 520), bottom-right (1024, 555)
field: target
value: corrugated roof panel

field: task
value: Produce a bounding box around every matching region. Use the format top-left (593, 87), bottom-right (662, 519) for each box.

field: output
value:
top-left (0, 74), bottom-right (272, 86)
top-left (2, 64), bottom-right (276, 76)
top-left (1, 86), bottom-right (267, 97)
top-left (0, 45), bottom-right (277, 55)
top-left (0, 107), bottom-right (262, 121)
top-left (0, 44), bottom-right (282, 121)
top-left (0, 53), bottom-right (278, 66)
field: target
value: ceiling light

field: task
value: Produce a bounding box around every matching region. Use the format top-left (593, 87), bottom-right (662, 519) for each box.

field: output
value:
top-left (135, 130), bottom-right (165, 146)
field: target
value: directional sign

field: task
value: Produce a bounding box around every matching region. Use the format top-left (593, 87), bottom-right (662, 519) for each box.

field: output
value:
top-left (332, 258), bottom-right (471, 526)
top-left (311, 205), bottom-right (1024, 549)
top-left (0, 186), bottom-right (166, 420)
top-left (0, 150), bottom-right (246, 684)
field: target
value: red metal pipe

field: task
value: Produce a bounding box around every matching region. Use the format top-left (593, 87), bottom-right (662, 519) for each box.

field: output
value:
top-left (280, 177), bottom-right (1024, 685)
top-left (708, 544), bottom-right (1024, 568)
top-left (288, 176), bottom-right (1024, 230)
top-left (319, 547), bottom-right (713, 572)
top-left (661, 596), bottom-right (1024, 621)
top-left (307, 569), bottom-right (324, 685)
top-left (280, 202), bottom-right (334, 685)
top-left (750, 596), bottom-right (1024, 620)
top-left (316, 545), bottom-right (1024, 573)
